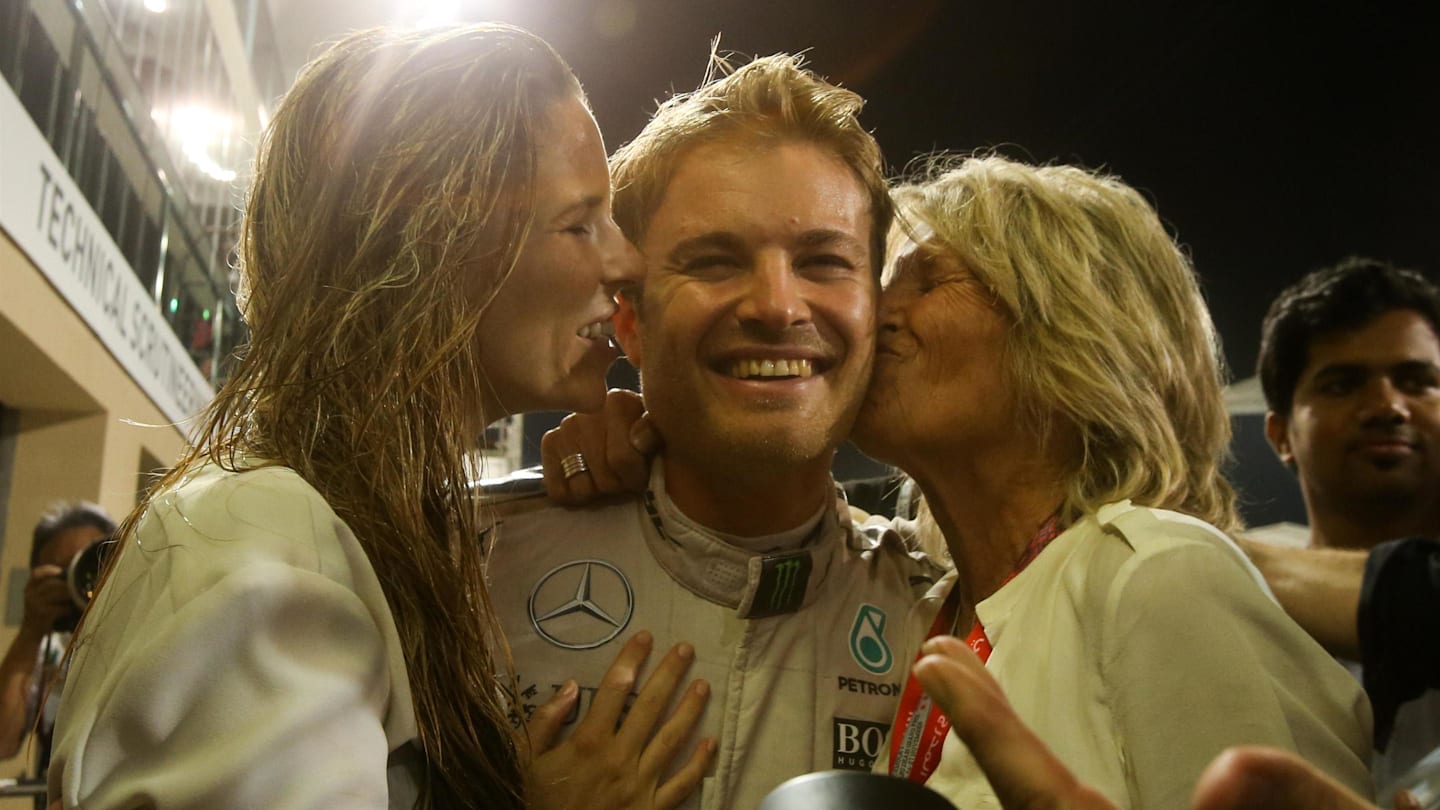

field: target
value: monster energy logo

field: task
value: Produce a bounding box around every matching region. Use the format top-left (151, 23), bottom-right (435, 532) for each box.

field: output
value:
top-left (749, 552), bottom-right (812, 618)
top-left (770, 559), bottom-right (803, 610)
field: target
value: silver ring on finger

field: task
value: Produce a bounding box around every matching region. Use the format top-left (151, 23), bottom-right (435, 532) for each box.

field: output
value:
top-left (560, 453), bottom-right (589, 479)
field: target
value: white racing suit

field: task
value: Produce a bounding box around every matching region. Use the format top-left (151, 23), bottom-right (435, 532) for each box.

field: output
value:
top-left (483, 462), bottom-right (943, 810)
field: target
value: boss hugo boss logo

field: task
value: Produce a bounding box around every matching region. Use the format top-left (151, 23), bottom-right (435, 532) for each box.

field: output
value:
top-left (832, 717), bottom-right (889, 770)
top-left (849, 604), bottom-right (893, 675)
top-left (528, 559), bottom-right (635, 650)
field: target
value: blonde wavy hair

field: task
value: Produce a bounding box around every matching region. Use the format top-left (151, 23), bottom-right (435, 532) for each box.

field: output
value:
top-left (89, 25), bottom-right (581, 809)
top-left (896, 155), bottom-right (1240, 532)
top-left (610, 51), bottom-right (892, 272)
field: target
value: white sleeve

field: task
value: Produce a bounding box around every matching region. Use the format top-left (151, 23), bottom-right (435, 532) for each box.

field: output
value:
top-left (1103, 539), bottom-right (1373, 808)
top-left (51, 559), bottom-right (396, 809)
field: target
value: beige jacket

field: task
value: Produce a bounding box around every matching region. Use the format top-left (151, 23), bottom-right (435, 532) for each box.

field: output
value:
top-left (885, 501), bottom-right (1374, 809)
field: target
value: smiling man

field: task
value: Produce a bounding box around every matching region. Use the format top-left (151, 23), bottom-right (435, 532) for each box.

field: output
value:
top-left (1256, 256), bottom-right (1440, 791)
top-left (483, 54), bottom-right (941, 809)
top-left (1260, 257), bottom-right (1440, 551)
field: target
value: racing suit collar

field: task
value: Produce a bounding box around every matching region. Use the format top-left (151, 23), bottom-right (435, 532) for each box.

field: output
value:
top-left (640, 459), bottom-right (846, 619)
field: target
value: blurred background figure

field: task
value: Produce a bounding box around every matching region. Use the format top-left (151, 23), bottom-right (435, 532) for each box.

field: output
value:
top-left (0, 503), bottom-right (113, 786)
top-left (1257, 258), bottom-right (1440, 553)
top-left (1250, 257), bottom-right (1440, 790)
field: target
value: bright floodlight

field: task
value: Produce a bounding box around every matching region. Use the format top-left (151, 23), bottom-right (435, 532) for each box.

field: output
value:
top-left (152, 104), bottom-right (239, 182)
top-left (413, 0), bottom-right (462, 28)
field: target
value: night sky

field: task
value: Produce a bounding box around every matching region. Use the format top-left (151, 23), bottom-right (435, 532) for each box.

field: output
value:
top-left (525, 0), bottom-right (1437, 376)
top-left (494, 1), bottom-right (1435, 497)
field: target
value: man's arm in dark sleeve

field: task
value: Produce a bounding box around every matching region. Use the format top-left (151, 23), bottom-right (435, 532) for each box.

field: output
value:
top-left (1358, 537), bottom-right (1440, 749)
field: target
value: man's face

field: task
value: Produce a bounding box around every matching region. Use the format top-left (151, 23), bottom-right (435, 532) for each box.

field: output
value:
top-left (1267, 309), bottom-right (1440, 531)
top-left (617, 139), bottom-right (876, 469)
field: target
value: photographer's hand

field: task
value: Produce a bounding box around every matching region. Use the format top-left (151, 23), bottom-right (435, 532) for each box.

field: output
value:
top-left (21, 565), bottom-right (74, 639)
top-left (0, 565), bottom-right (74, 759)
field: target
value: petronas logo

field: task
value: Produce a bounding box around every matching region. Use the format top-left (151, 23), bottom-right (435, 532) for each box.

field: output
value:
top-left (849, 604), bottom-right (893, 675)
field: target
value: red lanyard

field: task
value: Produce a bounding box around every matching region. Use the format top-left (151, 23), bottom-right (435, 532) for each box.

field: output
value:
top-left (888, 513), bottom-right (1063, 783)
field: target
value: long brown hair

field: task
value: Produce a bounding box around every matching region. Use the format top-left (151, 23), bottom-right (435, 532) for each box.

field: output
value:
top-left (91, 25), bottom-right (580, 809)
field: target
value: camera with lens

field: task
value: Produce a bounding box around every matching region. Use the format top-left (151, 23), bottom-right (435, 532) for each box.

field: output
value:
top-left (51, 538), bottom-right (114, 633)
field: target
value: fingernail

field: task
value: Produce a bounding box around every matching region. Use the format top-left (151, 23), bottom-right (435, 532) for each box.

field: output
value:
top-left (694, 679), bottom-right (710, 697)
top-left (676, 642), bottom-right (694, 661)
top-left (633, 630), bottom-right (653, 647)
top-left (559, 679), bottom-right (578, 699)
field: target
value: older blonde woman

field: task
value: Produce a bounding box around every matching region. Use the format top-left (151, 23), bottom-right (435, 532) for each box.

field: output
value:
top-left (546, 155), bottom-right (1373, 808)
top-left (853, 156), bottom-right (1370, 808)
top-left (50, 25), bottom-right (709, 810)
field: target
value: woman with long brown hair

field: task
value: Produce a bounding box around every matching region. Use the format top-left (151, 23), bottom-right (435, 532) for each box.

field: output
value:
top-left (47, 25), bottom-right (709, 810)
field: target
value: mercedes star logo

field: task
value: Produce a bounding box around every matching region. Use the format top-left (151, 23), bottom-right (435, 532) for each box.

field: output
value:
top-left (528, 559), bottom-right (635, 650)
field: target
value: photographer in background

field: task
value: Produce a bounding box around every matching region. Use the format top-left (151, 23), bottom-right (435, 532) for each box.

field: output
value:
top-left (1, 502), bottom-right (114, 773)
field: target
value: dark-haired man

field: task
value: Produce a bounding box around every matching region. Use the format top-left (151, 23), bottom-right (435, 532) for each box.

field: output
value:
top-left (1, 502), bottom-right (113, 774)
top-left (1255, 256), bottom-right (1440, 790)
top-left (1259, 256), bottom-right (1440, 551)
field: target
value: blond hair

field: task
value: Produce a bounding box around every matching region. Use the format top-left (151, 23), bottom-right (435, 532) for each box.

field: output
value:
top-left (610, 51), bottom-right (892, 271)
top-left (895, 155), bottom-right (1240, 532)
top-left (88, 25), bottom-right (580, 809)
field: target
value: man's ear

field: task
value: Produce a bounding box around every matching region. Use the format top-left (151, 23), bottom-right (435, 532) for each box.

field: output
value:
top-left (1265, 411), bottom-right (1297, 472)
top-left (615, 295), bottom-right (643, 366)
